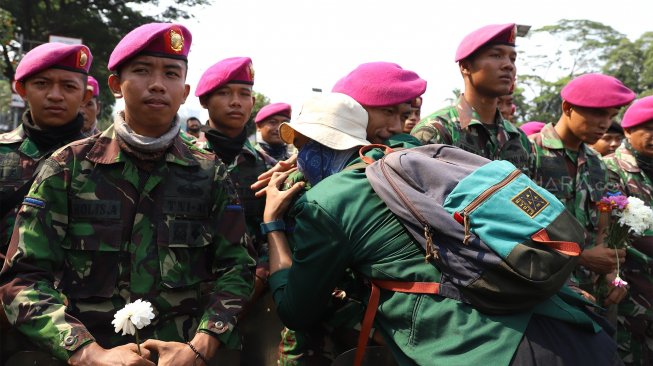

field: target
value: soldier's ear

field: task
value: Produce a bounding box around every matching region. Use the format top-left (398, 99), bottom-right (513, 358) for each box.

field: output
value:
top-left (108, 74), bottom-right (122, 98)
top-left (562, 100), bottom-right (573, 117)
top-left (15, 81), bottom-right (26, 99)
top-left (459, 60), bottom-right (472, 76)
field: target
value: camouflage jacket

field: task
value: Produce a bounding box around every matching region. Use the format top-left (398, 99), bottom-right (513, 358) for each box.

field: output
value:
top-left (203, 137), bottom-right (276, 270)
top-left (529, 123), bottom-right (609, 245)
top-left (0, 125), bottom-right (255, 361)
top-left (0, 123), bottom-right (86, 257)
top-left (411, 95), bottom-right (532, 174)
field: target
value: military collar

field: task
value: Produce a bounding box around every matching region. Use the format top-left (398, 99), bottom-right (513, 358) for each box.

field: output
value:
top-left (0, 125), bottom-right (55, 159)
top-left (456, 95), bottom-right (517, 135)
top-left (87, 125), bottom-right (198, 167)
top-left (537, 122), bottom-right (596, 157)
top-left (0, 125), bottom-right (26, 145)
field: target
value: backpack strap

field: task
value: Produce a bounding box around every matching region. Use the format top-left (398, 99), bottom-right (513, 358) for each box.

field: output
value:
top-left (531, 229), bottom-right (581, 256)
top-left (353, 280), bottom-right (440, 366)
top-left (358, 144), bottom-right (395, 164)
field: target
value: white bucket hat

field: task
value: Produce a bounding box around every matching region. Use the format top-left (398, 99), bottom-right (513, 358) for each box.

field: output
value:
top-left (279, 92), bottom-right (370, 150)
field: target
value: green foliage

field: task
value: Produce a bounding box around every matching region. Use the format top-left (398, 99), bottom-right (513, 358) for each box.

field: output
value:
top-left (0, 0), bottom-right (211, 117)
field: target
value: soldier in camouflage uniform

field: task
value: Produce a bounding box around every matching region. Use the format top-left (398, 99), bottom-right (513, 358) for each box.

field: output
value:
top-left (254, 103), bottom-right (293, 162)
top-left (0, 23), bottom-right (254, 365)
top-left (0, 42), bottom-right (93, 259)
top-left (529, 73), bottom-right (635, 303)
top-left (411, 23), bottom-right (532, 174)
top-left (602, 96), bottom-right (653, 365)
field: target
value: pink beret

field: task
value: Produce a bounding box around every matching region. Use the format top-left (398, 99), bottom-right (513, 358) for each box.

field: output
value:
top-left (621, 96), bottom-right (653, 129)
top-left (87, 76), bottom-right (99, 97)
top-left (519, 121), bottom-right (545, 136)
top-left (561, 73), bottom-right (635, 108)
top-left (255, 102), bottom-right (292, 124)
top-left (109, 23), bottom-right (192, 72)
top-left (332, 62), bottom-right (426, 107)
top-left (15, 42), bottom-right (92, 82)
top-left (195, 57), bottom-right (255, 98)
top-left (455, 23), bottom-right (516, 62)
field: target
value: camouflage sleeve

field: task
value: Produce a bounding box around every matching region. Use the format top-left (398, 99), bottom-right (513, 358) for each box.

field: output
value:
top-left (0, 158), bottom-right (95, 361)
top-left (601, 156), bottom-right (627, 194)
top-left (197, 161), bottom-right (255, 349)
top-left (410, 115), bottom-right (452, 146)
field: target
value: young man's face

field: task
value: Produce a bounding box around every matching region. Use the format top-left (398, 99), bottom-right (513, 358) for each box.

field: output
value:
top-left (186, 118), bottom-right (201, 137)
top-left (463, 45), bottom-right (517, 97)
top-left (16, 68), bottom-right (89, 128)
top-left (590, 131), bottom-right (623, 156)
top-left (402, 106), bottom-right (421, 133)
top-left (365, 103), bottom-right (411, 144)
top-left (626, 121), bottom-right (653, 157)
top-left (80, 97), bottom-right (100, 133)
top-left (109, 55), bottom-right (190, 137)
top-left (497, 95), bottom-right (514, 121)
top-left (257, 115), bottom-right (287, 145)
top-left (566, 103), bottom-right (620, 145)
top-left (202, 84), bottom-right (254, 137)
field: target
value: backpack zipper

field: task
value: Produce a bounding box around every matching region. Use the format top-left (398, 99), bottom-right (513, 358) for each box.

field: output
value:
top-left (457, 169), bottom-right (522, 244)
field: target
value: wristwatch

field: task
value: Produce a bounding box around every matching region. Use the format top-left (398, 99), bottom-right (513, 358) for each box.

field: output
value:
top-left (260, 219), bottom-right (286, 234)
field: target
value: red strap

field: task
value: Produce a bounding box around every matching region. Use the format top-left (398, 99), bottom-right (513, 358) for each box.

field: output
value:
top-left (358, 144), bottom-right (395, 164)
top-left (353, 281), bottom-right (440, 366)
top-left (531, 228), bottom-right (581, 256)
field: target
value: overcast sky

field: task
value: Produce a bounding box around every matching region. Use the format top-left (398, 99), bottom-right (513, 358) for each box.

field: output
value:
top-left (130, 0), bottom-right (652, 123)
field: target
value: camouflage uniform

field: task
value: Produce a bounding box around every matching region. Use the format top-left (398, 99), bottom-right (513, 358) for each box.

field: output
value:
top-left (603, 143), bottom-right (653, 365)
top-left (529, 122), bottom-right (610, 292)
top-left (0, 118), bottom-right (84, 258)
top-left (411, 95), bottom-right (532, 174)
top-left (0, 125), bottom-right (255, 361)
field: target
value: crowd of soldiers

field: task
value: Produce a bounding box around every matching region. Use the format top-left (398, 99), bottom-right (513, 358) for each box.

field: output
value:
top-left (0, 19), bottom-right (651, 366)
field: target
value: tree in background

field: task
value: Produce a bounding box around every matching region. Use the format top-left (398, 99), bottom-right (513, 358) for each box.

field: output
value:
top-left (517, 19), bottom-right (652, 124)
top-left (0, 0), bottom-right (211, 121)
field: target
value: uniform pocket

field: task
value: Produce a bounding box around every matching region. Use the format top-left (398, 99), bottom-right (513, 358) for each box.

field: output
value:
top-left (61, 221), bottom-right (124, 299)
top-left (157, 218), bottom-right (214, 289)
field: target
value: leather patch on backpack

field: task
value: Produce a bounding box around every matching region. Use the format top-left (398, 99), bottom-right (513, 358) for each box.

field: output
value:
top-left (512, 187), bottom-right (549, 218)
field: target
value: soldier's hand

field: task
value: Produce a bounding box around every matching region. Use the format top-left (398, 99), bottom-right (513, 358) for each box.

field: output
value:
top-left (142, 339), bottom-right (198, 365)
top-left (578, 246), bottom-right (626, 274)
top-left (263, 168), bottom-right (305, 222)
top-left (68, 342), bottom-right (154, 366)
top-left (252, 154), bottom-right (297, 197)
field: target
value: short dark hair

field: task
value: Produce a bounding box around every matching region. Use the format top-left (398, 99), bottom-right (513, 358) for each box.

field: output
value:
top-left (186, 117), bottom-right (201, 126)
top-left (608, 121), bottom-right (624, 135)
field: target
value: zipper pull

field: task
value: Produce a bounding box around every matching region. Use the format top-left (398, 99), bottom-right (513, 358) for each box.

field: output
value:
top-left (463, 213), bottom-right (472, 245)
top-left (424, 225), bottom-right (438, 262)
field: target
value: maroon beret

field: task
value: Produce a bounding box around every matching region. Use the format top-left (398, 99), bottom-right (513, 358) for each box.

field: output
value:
top-left (255, 102), bottom-right (292, 124)
top-left (195, 57), bottom-right (254, 98)
top-left (455, 23), bottom-right (516, 62)
top-left (519, 121), bottom-right (546, 136)
top-left (621, 96), bottom-right (653, 129)
top-left (15, 42), bottom-right (92, 82)
top-left (87, 76), bottom-right (99, 97)
top-left (108, 23), bottom-right (192, 72)
top-left (561, 73), bottom-right (635, 109)
top-left (331, 62), bottom-right (426, 107)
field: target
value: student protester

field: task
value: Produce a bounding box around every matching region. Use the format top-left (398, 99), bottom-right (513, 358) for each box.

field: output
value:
top-left (262, 92), bottom-right (623, 366)
top-left (254, 102), bottom-right (293, 161)
top-left (602, 96), bottom-right (653, 366)
top-left (592, 121), bottom-right (625, 156)
top-left (529, 73), bottom-right (635, 302)
top-left (0, 23), bottom-right (254, 365)
top-left (80, 75), bottom-right (101, 137)
top-left (412, 23), bottom-right (532, 174)
top-left (0, 42), bottom-right (93, 258)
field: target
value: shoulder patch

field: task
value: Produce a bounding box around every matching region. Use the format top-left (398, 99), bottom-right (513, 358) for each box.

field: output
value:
top-left (23, 197), bottom-right (46, 209)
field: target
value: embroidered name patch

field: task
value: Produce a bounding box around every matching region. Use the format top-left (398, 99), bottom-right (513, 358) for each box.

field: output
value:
top-left (511, 187), bottom-right (549, 218)
top-left (23, 197), bottom-right (45, 209)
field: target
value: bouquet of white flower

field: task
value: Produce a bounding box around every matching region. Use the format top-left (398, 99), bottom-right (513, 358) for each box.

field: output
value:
top-left (111, 299), bottom-right (155, 355)
top-left (598, 193), bottom-right (653, 287)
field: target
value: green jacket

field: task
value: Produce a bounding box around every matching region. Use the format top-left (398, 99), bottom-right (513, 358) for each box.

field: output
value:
top-left (411, 95), bottom-right (532, 175)
top-left (0, 125), bottom-right (255, 361)
top-left (270, 147), bottom-right (601, 366)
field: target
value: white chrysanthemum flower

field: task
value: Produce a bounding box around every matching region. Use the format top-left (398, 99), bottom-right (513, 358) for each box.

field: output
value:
top-left (112, 299), bottom-right (155, 336)
top-left (618, 197), bottom-right (653, 236)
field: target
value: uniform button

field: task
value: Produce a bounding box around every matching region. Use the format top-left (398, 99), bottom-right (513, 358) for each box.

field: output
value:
top-left (64, 336), bottom-right (76, 346)
top-left (215, 321), bottom-right (224, 328)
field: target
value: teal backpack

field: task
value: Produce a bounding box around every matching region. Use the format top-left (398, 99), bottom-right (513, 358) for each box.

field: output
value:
top-left (364, 144), bottom-right (585, 314)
